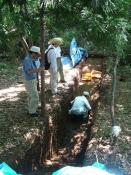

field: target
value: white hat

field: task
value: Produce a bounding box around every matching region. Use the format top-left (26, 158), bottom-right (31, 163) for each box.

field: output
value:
top-left (48, 37), bottom-right (63, 45)
top-left (83, 91), bottom-right (90, 96)
top-left (29, 46), bottom-right (40, 54)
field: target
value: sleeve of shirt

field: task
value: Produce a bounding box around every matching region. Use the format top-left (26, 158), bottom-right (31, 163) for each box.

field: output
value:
top-left (55, 47), bottom-right (61, 58)
top-left (23, 59), bottom-right (32, 74)
top-left (71, 99), bottom-right (75, 105)
top-left (84, 98), bottom-right (91, 110)
top-left (48, 49), bottom-right (57, 72)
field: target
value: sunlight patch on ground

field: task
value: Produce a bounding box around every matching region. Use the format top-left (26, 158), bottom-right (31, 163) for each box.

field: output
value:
top-left (0, 84), bottom-right (25, 102)
top-left (24, 128), bottom-right (40, 144)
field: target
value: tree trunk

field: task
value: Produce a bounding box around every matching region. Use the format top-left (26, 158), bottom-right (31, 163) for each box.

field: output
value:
top-left (39, 0), bottom-right (50, 165)
top-left (40, 0), bottom-right (46, 118)
top-left (110, 56), bottom-right (119, 144)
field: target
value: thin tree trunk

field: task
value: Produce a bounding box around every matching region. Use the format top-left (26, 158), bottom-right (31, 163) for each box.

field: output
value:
top-left (111, 56), bottom-right (119, 144)
top-left (40, 0), bottom-right (46, 118)
top-left (39, 0), bottom-right (50, 165)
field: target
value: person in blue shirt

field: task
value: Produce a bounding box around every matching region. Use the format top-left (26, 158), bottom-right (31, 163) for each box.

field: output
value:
top-left (68, 91), bottom-right (91, 120)
top-left (22, 46), bottom-right (44, 117)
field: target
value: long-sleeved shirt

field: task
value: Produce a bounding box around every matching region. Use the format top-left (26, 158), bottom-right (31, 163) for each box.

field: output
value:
top-left (22, 54), bottom-right (40, 80)
top-left (55, 46), bottom-right (61, 58)
top-left (47, 45), bottom-right (58, 73)
top-left (69, 95), bottom-right (91, 115)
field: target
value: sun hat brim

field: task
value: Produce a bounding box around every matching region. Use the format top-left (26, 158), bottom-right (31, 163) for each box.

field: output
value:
top-left (48, 37), bottom-right (63, 45)
top-left (29, 46), bottom-right (40, 54)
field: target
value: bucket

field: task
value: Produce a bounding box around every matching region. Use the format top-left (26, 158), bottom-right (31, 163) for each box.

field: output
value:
top-left (82, 72), bottom-right (92, 81)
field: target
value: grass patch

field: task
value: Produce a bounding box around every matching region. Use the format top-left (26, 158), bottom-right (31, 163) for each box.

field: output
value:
top-left (0, 62), bottom-right (17, 76)
top-left (0, 62), bottom-right (18, 80)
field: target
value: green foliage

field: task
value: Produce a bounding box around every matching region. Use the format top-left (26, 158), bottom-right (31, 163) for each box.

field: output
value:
top-left (0, 62), bottom-right (17, 75)
top-left (45, 0), bottom-right (130, 59)
top-left (0, 0), bottom-right (40, 61)
top-left (0, 0), bottom-right (130, 62)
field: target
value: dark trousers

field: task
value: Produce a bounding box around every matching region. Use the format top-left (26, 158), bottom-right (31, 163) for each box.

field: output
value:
top-left (70, 113), bottom-right (89, 121)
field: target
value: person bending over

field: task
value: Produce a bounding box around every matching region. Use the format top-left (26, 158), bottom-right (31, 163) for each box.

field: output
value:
top-left (68, 91), bottom-right (91, 121)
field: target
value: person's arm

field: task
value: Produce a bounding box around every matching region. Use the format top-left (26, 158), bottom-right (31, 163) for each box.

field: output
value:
top-left (84, 98), bottom-right (91, 110)
top-left (48, 49), bottom-right (57, 72)
top-left (24, 59), bottom-right (44, 75)
top-left (28, 67), bottom-right (43, 75)
top-left (70, 99), bottom-right (75, 108)
top-left (85, 101), bottom-right (91, 117)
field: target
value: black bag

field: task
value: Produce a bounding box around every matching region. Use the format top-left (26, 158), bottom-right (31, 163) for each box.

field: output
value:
top-left (45, 48), bottom-right (54, 70)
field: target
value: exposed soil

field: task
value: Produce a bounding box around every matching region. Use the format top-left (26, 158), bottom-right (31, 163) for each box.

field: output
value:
top-left (0, 58), bottom-right (130, 175)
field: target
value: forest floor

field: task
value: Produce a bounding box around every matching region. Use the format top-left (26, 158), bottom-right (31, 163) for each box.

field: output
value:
top-left (0, 59), bottom-right (130, 175)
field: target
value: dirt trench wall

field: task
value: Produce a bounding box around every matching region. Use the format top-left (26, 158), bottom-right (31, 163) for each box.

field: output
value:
top-left (16, 74), bottom-right (78, 174)
top-left (16, 58), bottom-right (104, 174)
top-left (47, 88), bottom-right (75, 158)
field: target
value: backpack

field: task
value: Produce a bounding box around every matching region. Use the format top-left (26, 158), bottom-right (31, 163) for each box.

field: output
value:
top-left (45, 48), bottom-right (54, 70)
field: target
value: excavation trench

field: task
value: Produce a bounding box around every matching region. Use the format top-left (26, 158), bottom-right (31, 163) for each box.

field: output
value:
top-left (17, 57), bottom-right (105, 174)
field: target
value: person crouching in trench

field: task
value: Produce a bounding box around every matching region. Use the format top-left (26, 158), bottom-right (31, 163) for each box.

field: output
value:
top-left (68, 91), bottom-right (91, 121)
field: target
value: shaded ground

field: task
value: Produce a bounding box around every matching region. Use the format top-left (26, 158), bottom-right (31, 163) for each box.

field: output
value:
top-left (0, 60), bottom-right (130, 175)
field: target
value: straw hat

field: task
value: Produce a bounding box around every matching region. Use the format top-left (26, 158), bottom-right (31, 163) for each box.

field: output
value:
top-left (48, 37), bottom-right (63, 45)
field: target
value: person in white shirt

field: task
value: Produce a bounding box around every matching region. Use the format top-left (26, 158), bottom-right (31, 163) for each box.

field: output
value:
top-left (55, 46), bottom-right (65, 82)
top-left (69, 91), bottom-right (91, 120)
top-left (47, 37), bottom-right (63, 95)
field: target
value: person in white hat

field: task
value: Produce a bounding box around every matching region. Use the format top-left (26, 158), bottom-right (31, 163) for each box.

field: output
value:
top-left (22, 46), bottom-right (44, 117)
top-left (46, 37), bottom-right (64, 94)
top-left (68, 91), bottom-right (91, 120)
